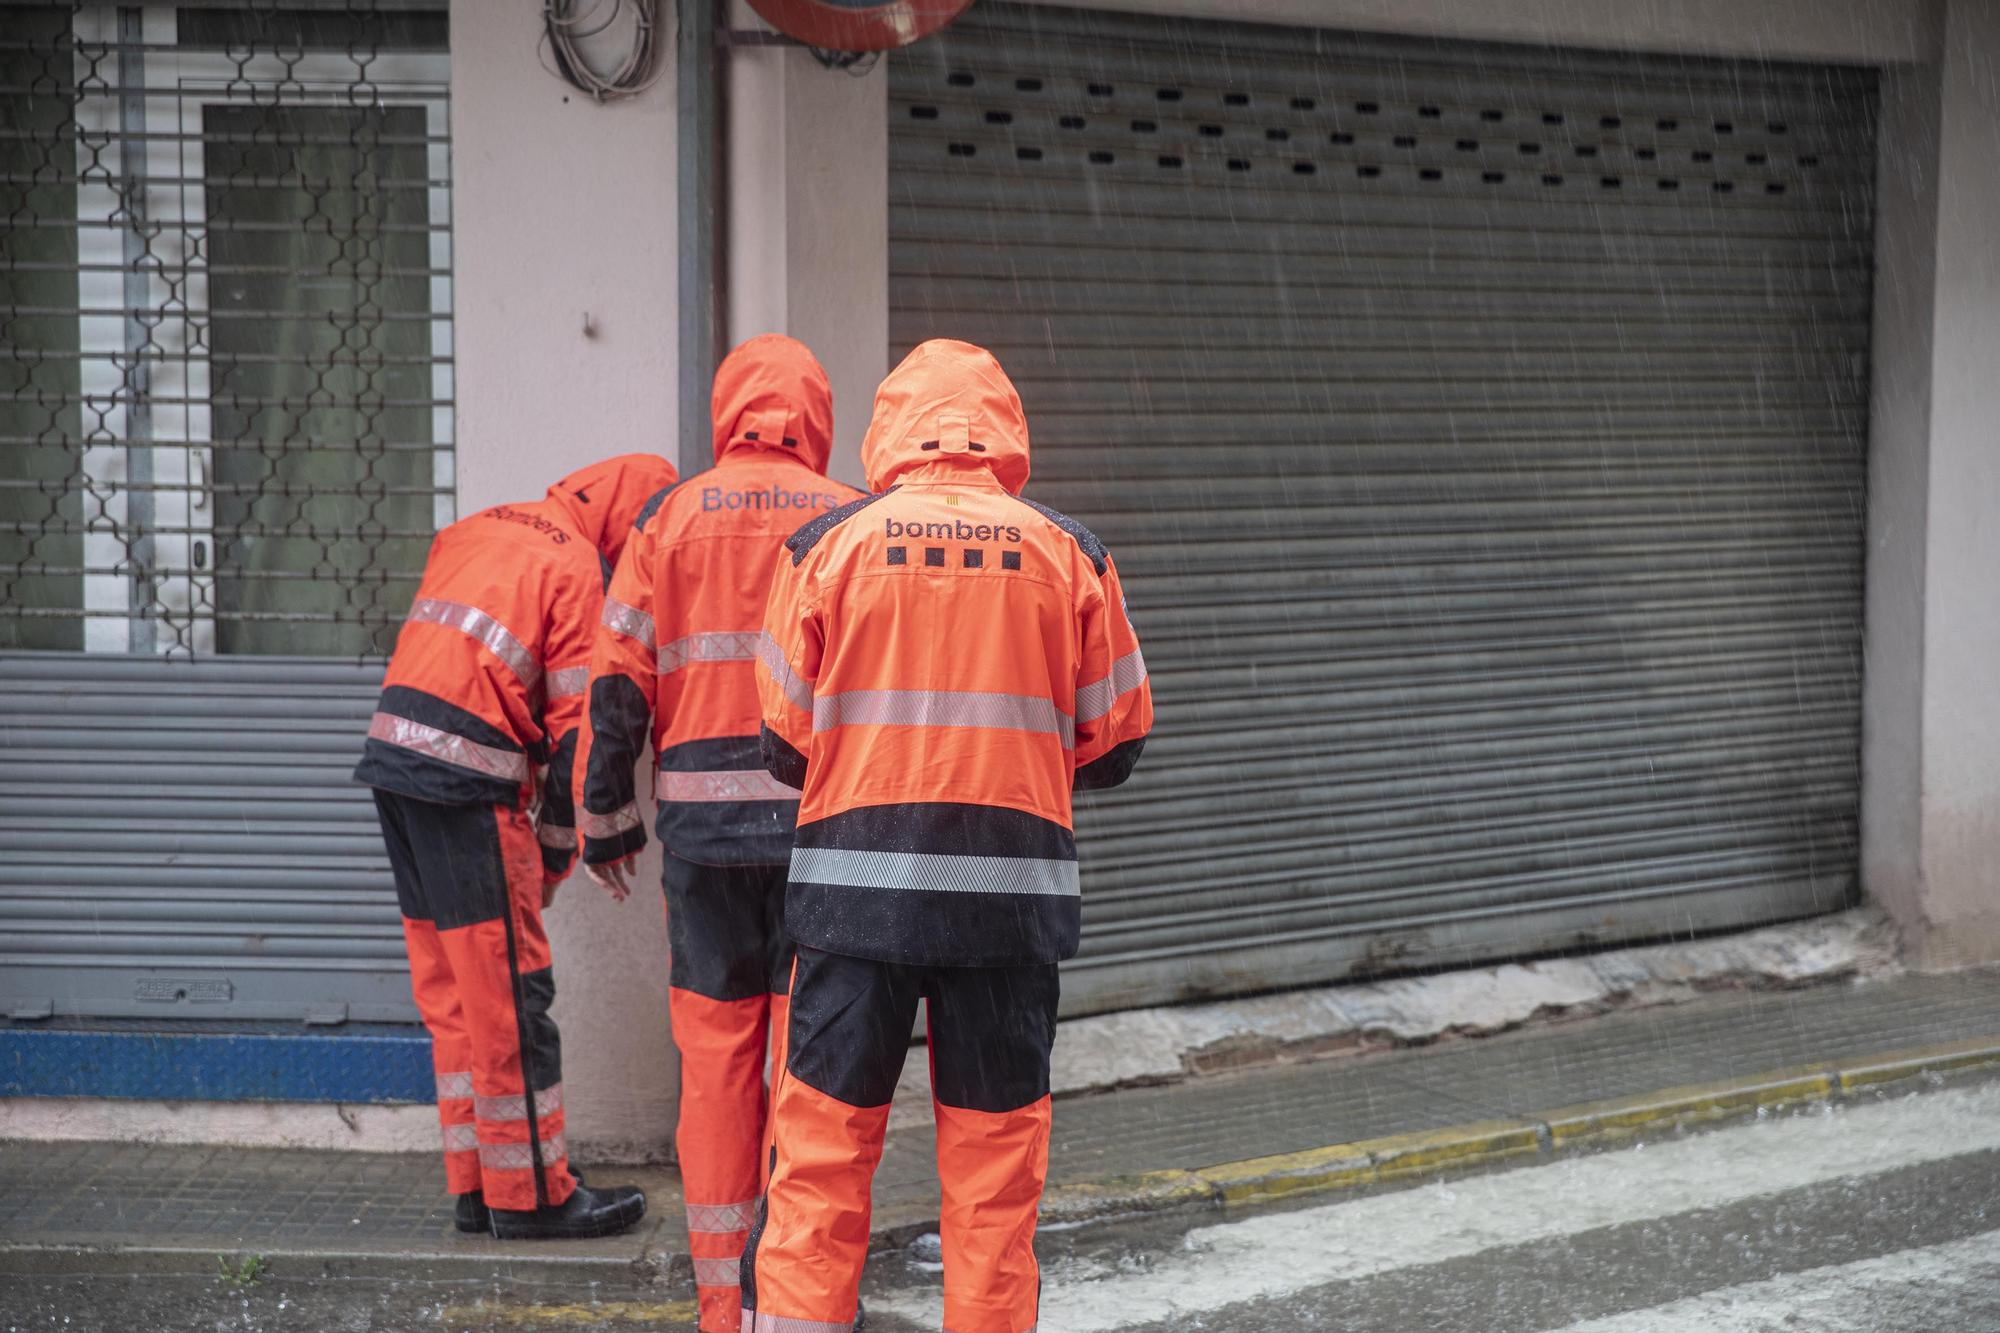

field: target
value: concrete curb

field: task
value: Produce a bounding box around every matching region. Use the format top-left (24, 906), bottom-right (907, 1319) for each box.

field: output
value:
top-left (1038, 1034), bottom-right (2000, 1220)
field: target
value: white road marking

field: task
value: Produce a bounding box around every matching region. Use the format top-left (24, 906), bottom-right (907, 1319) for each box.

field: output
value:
top-left (1549, 1229), bottom-right (2000, 1331)
top-left (871, 1083), bottom-right (2000, 1332)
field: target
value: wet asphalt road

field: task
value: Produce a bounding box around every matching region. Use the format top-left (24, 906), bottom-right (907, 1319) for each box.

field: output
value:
top-left (5, 1081), bottom-right (1999, 1332)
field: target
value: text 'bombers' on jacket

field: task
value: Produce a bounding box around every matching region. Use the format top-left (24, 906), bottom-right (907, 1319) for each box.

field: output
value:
top-left (755, 339), bottom-right (1154, 968)
top-left (579, 334), bottom-right (865, 868)
top-left (354, 453), bottom-right (680, 880)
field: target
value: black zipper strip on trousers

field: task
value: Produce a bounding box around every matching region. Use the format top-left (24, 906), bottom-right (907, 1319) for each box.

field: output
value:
top-left (494, 806), bottom-right (550, 1209)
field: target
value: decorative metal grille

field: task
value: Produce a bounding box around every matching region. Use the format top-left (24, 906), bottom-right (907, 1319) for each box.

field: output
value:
top-left (0, 2), bottom-right (453, 658)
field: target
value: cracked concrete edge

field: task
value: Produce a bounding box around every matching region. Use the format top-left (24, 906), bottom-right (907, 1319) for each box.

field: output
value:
top-left (1054, 908), bottom-right (1900, 1090)
top-left (1036, 1033), bottom-right (2000, 1221)
top-left (884, 908), bottom-right (1900, 1130)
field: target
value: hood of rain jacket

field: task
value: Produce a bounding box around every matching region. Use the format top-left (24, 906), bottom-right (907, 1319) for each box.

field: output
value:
top-left (860, 339), bottom-right (1031, 496)
top-left (711, 333), bottom-right (836, 476)
top-left (545, 452), bottom-right (680, 571)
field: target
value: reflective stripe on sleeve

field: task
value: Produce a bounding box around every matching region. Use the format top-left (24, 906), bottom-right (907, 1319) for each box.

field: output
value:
top-left (813, 688), bottom-right (1074, 748)
top-left (578, 802), bottom-right (643, 839)
top-left (475, 1083), bottom-right (564, 1124)
top-left (407, 597), bottom-right (541, 688)
top-left (368, 711), bottom-right (530, 784)
top-left (547, 665), bottom-right (590, 698)
top-left (685, 1199), bottom-right (757, 1234)
top-left (441, 1122), bottom-right (480, 1153)
top-left (478, 1131), bottom-right (565, 1172)
top-left (435, 1070), bottom-right (474, 1100)
top-left (658, 769), bottom-right (802, 803)
top-left (1076, 646), bottom-right (1148, 725)
top-left (659, 630), bottom-right (762, 674)
top-left (602, 597), bottom-right (657, 649)
top-left (788, 847), bottom-right (1079, 897)
top-left (755, 630), bottom-right (815, 711)
top-left (692, 1257), bottom-right (742, 1288)
top-left (538, 822), bottom-right (577, 850)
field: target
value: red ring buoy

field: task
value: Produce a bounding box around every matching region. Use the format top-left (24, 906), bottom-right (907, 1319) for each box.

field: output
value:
top-left (744, 0), bottom-right (977, 53)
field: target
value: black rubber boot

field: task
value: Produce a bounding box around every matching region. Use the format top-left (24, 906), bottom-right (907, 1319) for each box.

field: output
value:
top-left (456, 1170), bottom-right (583, 1235)
top-left (454, 1191), bottom-right (489, 1234)
top-left (488, 1181), bottom-right (646, 1240)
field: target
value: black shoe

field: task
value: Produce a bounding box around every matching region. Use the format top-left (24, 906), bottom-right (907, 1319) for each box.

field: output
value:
top-left (854, 1298), bottom-right (866, 1330)
top-left (455, 1169), bottom-right (587, 1234)
top-left (488, 1181), bottom-right (646, 1240)
top-left (454, 1191), bottom-right (490, 1234)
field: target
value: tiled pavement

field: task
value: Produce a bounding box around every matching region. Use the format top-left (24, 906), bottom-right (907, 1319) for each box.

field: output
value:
top-left (2, 968), bottom-right (1995, 1269)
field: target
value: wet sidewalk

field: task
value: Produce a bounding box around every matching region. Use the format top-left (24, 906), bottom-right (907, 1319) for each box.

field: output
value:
top-left (1, 967), bottom-right (1996, 1282)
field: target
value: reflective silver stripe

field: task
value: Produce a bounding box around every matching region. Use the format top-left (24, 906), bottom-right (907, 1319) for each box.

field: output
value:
top-left (368, 711), bottom-right (530, 784)
top-left (441, 1122), bottom-right (480, 1153)
top-left (547, 665), bottom-right (590, 698)
top-left (475, 1083), bottom-right (563, 1124)
top-left (407, 597), bottom-right (541, 688)
top-left (742, 1314), bottom-right (854, 1333)
top-left (1075, 646), bottom-right (1148, 725)
top-left (755, 630), bottom-right (815, 712)
top-left (813, 688), bottom-right (1074, 749)
top-left (579, 802), bottom-right (643, 839)
top-left (538, 822), bottom-right (578, 850)
top-left (659, 769), bottom-right (802, 803)
top-left (602, 597), bottom-right (656, 649)
top-left (692, 1257), bottom-right (743, 1288)
top-left (659, 630), bottom-right (761, 674)
top-left (686, 1199), bottom-right (757, 1234)
top-left (478, 1131), bottom-right (565, 1172)
top-left (789, 847), bottom-right (1079, 897)
top-left (435, 1070), bottom-right (474, 1101)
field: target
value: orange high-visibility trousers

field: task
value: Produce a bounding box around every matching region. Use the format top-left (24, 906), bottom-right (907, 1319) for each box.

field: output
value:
top-left (742, 946), bottom-right (1058, 1333)
top-left (374, 789), bottom-right (575, 1212)
top-left (663, 854), bottom-right (793, 1331)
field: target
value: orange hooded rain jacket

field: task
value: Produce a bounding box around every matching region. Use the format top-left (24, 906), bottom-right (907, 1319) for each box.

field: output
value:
top-left (755, 339), bottom-right (1153, 967)
top-left (579, 335), bottom-right (864, 867)
top-left (354, 453), bottom-right (680, 879)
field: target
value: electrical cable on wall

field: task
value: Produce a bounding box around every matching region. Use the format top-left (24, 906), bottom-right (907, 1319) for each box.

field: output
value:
top-left (542, 0), bottom-right (668, 101)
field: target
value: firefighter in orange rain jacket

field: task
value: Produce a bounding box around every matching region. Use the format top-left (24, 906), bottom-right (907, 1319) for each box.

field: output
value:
top-left (353, 453), bottom-right (676, 1241)
top-left (742, 340), bottom-right (1154, 1333)
top-left (576, 335), bottom-right (862, 1332)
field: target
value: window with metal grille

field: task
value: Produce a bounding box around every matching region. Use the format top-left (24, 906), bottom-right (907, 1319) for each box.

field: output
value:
top-left (1, 2), bottom-right (453, 659)
top-left (0, 3), bottom-right (450, 1025)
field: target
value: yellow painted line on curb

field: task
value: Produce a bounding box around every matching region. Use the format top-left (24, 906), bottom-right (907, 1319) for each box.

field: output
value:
top-left (437, 1300), bottom-right (699, 1327)
top-left (1065, 1033), bottom-right (2000, 1219)
top-left (1195, 1142), bottom-right (1374, 1205)
top-left (1043, 1168), bottom-right (1215, 1220)
top-left (1366, 1118), bottom-right (1543, 1181)
top-left (1542, 1069), bottom-right (1836, 1148)
top-left (1838, 1035), bottom-right (2000, 1091)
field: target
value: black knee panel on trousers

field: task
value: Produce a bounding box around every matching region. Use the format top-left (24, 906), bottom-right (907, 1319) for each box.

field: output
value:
top-left (372, 788), bottom-right (511, 930)
top-left (784, 946), bottom-right (1059, 1113)
top-left (662, 856), bottom-right (791, 1000)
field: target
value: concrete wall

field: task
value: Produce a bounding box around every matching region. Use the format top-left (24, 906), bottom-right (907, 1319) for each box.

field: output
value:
top-left (1861, 65), bottom-right (1940, 959)
top-left (450, 0), bottom-right (680, 1160)
top-left (726, 25), bottom-right (889, 489)
top-left (1904, 0), bottom-right (2000, 965)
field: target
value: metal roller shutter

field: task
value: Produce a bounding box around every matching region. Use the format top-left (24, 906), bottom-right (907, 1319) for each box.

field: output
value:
top-left (889, 4), bottom-right (1874, 1017)
top-left (0, 655), bottom-right (410, 1023)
